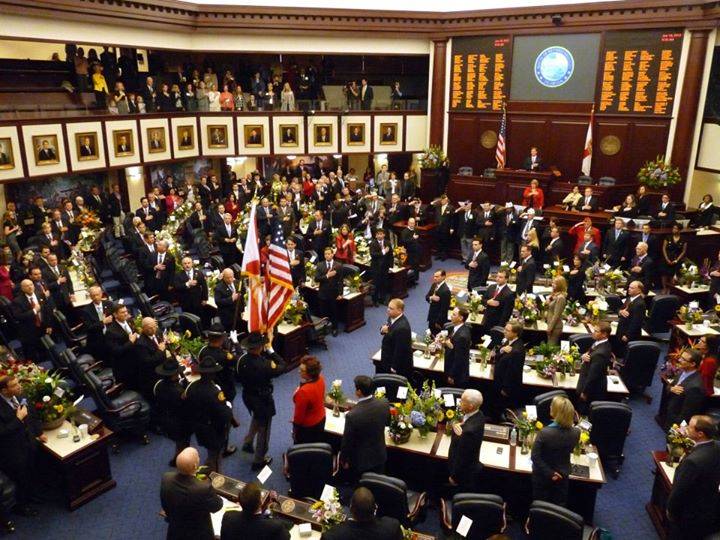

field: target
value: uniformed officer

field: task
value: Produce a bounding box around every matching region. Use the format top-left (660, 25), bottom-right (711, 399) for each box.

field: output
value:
top-left (153, 358), bottom-right (191, 467)
top-left (236, 332), bottom-right (285, 471)
top-left (184, 356), bottom-right (234, 473)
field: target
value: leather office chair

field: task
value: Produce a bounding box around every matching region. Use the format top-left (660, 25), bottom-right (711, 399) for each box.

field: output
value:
top-left (645, 295), bottom-right (680, 341)
top-left (178, 312), bottom-right (203, 338)
top-left (60, 348), bottom-right (114, 390)
top-left (0, 470), bottom-right (16, 528)
top-left (359, 472), bottom-right (427, 527)
top-left (588, 401), bottom-right (632, 478)
top-left (605, 294), bottom-right (623, 313)
top-left (488, 326), bottom-right (505, 348)
top-left (136, 292), bottom-right (178, 329)
top-left (0, 297), bottom-right (21, 342)
top-left (618, 340), bottom-right (661, 402)
top-left (568, 334), bottom-right (594, 354)
top-left (436, 387), bottom-right (464, 405)
top-left (53, 310), bottom-right (87, 349)
top-left (283, 443), bottom-right (336, 499)
top-left (577, 175), bottom-right (593, 186)
top-left (533, 390), bottom-right (568, 426)
top-left (372, 374), bottom-right (409, 402)
top-left (525, 500), bottom-right (599, 540)
top-left (441, 493), bottom-right (507, 539)
top-left (598, 176), bottom-right (616, 186)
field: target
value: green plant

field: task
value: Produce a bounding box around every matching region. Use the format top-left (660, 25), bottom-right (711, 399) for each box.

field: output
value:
top-left (420, 145), bottom-right (448, 169)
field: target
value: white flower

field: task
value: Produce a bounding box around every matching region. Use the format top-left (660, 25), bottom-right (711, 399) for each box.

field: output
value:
top-left (425, 329), bottom-right (432, 336)
top-left (332, 379), bottom-right (342, 388)
top-left (398, 422), bottom-right (407, 430)
top-left (42, 395), bottom-right (51, 403)
top-left (543, 264), bottom-right (550, 269)
top-left (578, 307), bottom-right (587, 315)
top-left (45, 377), bottom-right (53, 385)
top-left (554, 261), bottom-right (560, 266)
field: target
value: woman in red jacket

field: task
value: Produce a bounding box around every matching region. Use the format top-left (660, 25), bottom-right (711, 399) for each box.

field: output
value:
top-left (522, 178), bottom-right (545, 210)
top-left (292, 356), bottom-right (326, 444)
top-left (696, 335), bottom-right (719, 396)
top-left (334, 224), bottom-right (356, 264)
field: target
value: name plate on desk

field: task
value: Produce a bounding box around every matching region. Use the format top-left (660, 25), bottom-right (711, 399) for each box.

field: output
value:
top-left (70, 409), bottom-right (103, 434)
top-left (483, 423), bottom-right (510, 443)
top-left (209, 472), bottom-right (269, 503)
top-left (570, 464), bottom-right (591, 479)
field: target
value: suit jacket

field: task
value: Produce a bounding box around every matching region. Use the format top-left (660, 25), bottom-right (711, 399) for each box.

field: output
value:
top-left (544, 293), bottom-right (566, 338)
top-left (577, 341), bottom-right (611, 403)
top-left (105, 320), bottom-right (137, 388)
top-left (616, 295), bottom-right (646, 343)
top-left (369, 239), bottom-right (393, 277)
top-left (0, 397), bottom-right (42, 474)
top-left (516, 257), bottom-right (536, 295)
top-left (316, 260), bottom-right (343, 301)
top-left (666, 371), bottom-right (707, 429)
top-left (629, 254), bottom-right (653, 291)
top-left (137, 206), bottom-right (158, 231)
top-left (160, 472), bottom-right (223, 540)
top-left (602, 229), bottom-right (629, 267)
top-left (321, 517), bottom-right (403, 540)
top-left (531, 425), bottom-right (581, 499)
top-left (144, 251), bottom-right (176, 297)
top-left (399, 228), bottom-right (421, 269)
top-left (425, 282), bottom-right (451, 327)
top-left (444, 324), bottom-right (472, 387)
top-left (286, 249), bottom-right (305, 287)
top-left (81, 300), bottom-right (113, 353)
top-left (173, 269), bottom-right (208, 314)
top-left (456, 209), bottom-right (477, 239)
top-left (220, 511), bottom-right (290, 540)
top-left (522, 155), bottom-right (544, 171)
top-left (134, 334), bottom-right (165, 397)
top-left (11, 292), bottom-right (52, 340)
top-left (574, 195), bottom-right (599, 212)
top-left (215, 223), bottom-right (238, 254)
top-left (655, 202), bottom-right (676, 222)
top-left (380, 315), bottom-right (413, 377)
top-left (214, 280), bottom-right (240, 329)
top-left (493, 338), bottom-right (525, 403)
top-left (465, 250), bottom-right (490, 290)
top-left (482, 284), bottom-right (515, 330)
top-left (42, 265), bottom-right (74, 302)
top-left (341, 396), bottom-right (389, 474)
top-left (544, 238), bottom-right (564, 262)
top-left (308, 219), bottom-right (331, 254)
top-left (448, 410), bottom-right (485, 486)
top-left (360, 85), bottom-right (374, 109)
top-left (666, 440), bottom-right (720, 536)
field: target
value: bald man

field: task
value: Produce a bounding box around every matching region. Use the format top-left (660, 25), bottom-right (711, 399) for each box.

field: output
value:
top-left (448, 389), bottom-right (485, 492)
top-left (11, 279), bottom-right (53, 361)
top-left (135, 317), bottom-right (167, 400)
top-left (214, 268), bottom-right (241, 331)
top-left (81, 286), bottom-right (114, 358)
top-left (173, 257), bottom-right (208, 318)
top-left (160, 447), bottom-right (223, 540)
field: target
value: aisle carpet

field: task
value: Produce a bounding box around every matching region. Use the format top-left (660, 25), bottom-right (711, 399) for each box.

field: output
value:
top-left (15, 259), bottom-right (666, 539)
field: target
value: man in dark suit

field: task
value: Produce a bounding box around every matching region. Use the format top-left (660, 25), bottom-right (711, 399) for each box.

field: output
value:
top-left (215, 213), bottom-right (239, 268)
top-left (37, 140), bottom-right (56, 161)
top-left (544, 226), bottom-right (564, 263)
top-left (665, 349), bottom-right (708, 430)
top-left (521, 146), bottom-right (544, 171)
top-left (448, 389), bottom-right (485, 491)
top-left (632, 223), bottom-right (660, 262)
top-left (41, 253), bottom-right (74, 309)
top-left (285, 237), bottom-right (305, 288)
top-left (81, 285), bottom-right (114, 359)
top-left (136, 197), bottom-right (157, 231)
top-left (575, 231), bottom-right (600, 264)
top-left (116, 134), bottom-right (132, 154)
top-left (456, 201), bottom-right (478, 261)
top-left (221, 482), bottom-right (290, 540)
top-left (0, 375), bottom-right (45, 517)
top-left (577, 322), bottom-right (612, 413)
top-left (37, 222), bottom-right (61, 255)
top-left (575, 187), bottom-right (599, 212)
top-left (482, 269), bottom-right (515, 331)
top-left (370, 228), bottom-right (393, 306)
top-left (105, 303), bottom-right (139, 388)
top-left (655, 193), bottom-right (676, 223)
top-left (174, 257), bottom-right (207, 318)
top-left (498, 205), bottom-right (518, 264)
top-left (629, 241), bottom-right (653, 292)
top-left (29, 196), bottom-right (49, 234)
top-left (434, 195), bottom-right (455, 261)
top-left (134, 317), bottom-right (166, 400)
top-left (476, 202), bottom-right (496, 244)
top-left (602, 218), bottom-right (629, 267)
top-left (379, 299), bottom-right (413, 377)
top-left (666, 415), bottom-right (720, 540)
top-left (256, 198), bottom-right (275, 240)
top-left (399, 218), bottom-right (421, 281)
top-left (144, 240), bottom-right (175, 301)
top-left (516, 245), bottom-right (536, 296)
top-left (340, 376), bottom-right (389, 478)
top-left (359, 78), bottom-right (374, 110)
top-left (443, 307), bottom-right (472, 388)
top-left (141, 76), bottom-right (157, 112)
top-left (79, 136), bottom-right (95, 157)
top-left (492, 321), bottom-right (526, 418)
top-left (465, 238), bottom-right (490, 291)
top-left (160, 447), bottom-right (223, 540)
top-left (276, 198), bottom-right (295, 239)
top-left (615, 280), bottom-right (646, 357)
top-left (308, 209), bottom-right (331, 256)
top-left (322, 487), bottom-right (403, 540)
top-left (316, 247), bottom-right (343, 336)
top-left (426, 269), bottom-right (451, 335)
top-left (11, 279), bottom-right (53, 362)
top-left (214, 268), bottom-right (241, 332)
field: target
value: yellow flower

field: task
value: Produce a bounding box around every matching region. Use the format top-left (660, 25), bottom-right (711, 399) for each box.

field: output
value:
top-left (580, 432), bottom-right (590, 443)
top-left (185, 330), bottom-right (192, 337)
top-left (54, 404), bottom-right (64, 413)
top-left (522, 411), bottom-right (528, 418)
top-left (446, 409), bottom-right (455, 419)
top-left (535, 421), bottom-right (544, 430)
top-left (715, 305), bottom-right (720, 313)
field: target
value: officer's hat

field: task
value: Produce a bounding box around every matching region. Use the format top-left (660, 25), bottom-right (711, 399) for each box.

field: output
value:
top-left (155, 358), bottom-right (183, 377)
top-left (205, 322), bottom-right (227, 339)
top-left (241, 331), bottom-right (267, 349)
top-left (197, 356), bottom-right (223, 373)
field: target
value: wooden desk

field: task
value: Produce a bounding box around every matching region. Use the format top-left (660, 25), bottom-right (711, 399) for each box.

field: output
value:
top-left (392, 221), bottom-right (437, 271)
top-left (646, 451), bottom-right (674, 540)
top-left (301, 284), bottom-right (366, 333)
top-left (389, 266), bottom-right (409, 299)
top-left (275, 322), bottom-right (308, 370)
top-left (41, 419), bottom-right (115, 510)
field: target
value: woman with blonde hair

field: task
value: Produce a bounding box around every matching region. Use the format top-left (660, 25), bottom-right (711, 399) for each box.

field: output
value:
top-left (531, 396), bottom-right (580, 506)
top-left (525, 227), bottom-right (540, 260)
top-left (280, 82), bottom-right (295, 111)
top-left (544, 276), bottom-right (567, 345)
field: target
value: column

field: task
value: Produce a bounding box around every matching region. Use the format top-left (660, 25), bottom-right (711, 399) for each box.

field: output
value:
top-left (429, 39), bottom-right (448, 148)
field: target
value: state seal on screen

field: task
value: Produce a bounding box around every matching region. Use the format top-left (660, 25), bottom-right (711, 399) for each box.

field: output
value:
top-left (534, 46), bottom-right (575, 88)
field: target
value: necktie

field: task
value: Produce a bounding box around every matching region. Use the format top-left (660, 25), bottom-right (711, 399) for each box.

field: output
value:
top-left (69, 211), bottom-right (73, 220)
top-left (53, 266), bottom-right (59, 276)
top-left (327, 262), bottom-right (331, 270)
top-left (10, 397), bottom-right (19, 410)
top-left (493, 286), bottom-right (501, 299)
top-left (229, 283), bottom-right (235, 294)
top-left (96, 304), bottom-right (103, 320)
top-left (47, 233), bottom-right (52, 242)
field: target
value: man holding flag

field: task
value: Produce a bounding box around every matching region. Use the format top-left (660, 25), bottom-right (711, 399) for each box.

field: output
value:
top-left (241, 202), bottom-right (267, 334)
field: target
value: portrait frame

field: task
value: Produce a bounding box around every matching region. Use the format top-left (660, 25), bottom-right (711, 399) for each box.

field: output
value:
top-left (0, 137), bottom-right (15, 170)
top-left (176, 125), bottom-right (195, 150)
top-left (207, 125), bottom-right (228, 149)
top-left (313, 124), bottom-right (332, 147)
top-left (146, 127), bottom-right (167, 154)
top-left (74, 132), bottom-right (99, 162)
top-left (32, 134), bottom-right (60, 166)
top-left (347, 123), bottom-right (365, 146)
top-left (379, 122), bottom-right (398, 146)
top-left (244, 125), bottom-right (264, 148)
top-left (279, 124), bottom-right (299, 148)
top-left (113, 129), bottom-right (135, 157)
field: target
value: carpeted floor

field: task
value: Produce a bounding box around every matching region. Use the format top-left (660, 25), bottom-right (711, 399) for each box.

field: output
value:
top-left (14, 259), bottom-right (666, 539)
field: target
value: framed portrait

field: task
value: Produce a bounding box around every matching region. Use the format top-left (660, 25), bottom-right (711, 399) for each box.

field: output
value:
top-left (207, 125), bottom-right (228, 149)
top-left (244, 125), bottom-right (264, 148)
top-left (75, 132), bottom-right (99, 162)
top-left (379, 123), bottom-right (398, 145)
top-left (32, 134), bottom-right (60, 166)
top-left (147, 127), bottom-right (167, 154)
top-left (113, 129), bottom-right (134, 157)
top-left (0, 137), bottom-right (15, 170)
top-left (313, 124), bottom-right (332, 146)
top-left (279, 124), bottom-right (299, 147)
top-left (177, 125), bottom-right (195, 150)
top-left (347, 123), bottom-right (365, 146)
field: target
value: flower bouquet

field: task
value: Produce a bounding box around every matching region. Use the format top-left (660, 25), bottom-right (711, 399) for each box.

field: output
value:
top-left (393, 246), bottom-right (407, 268)
top-left (75, 209), bottom-right (102, 230)
top-left (344, 274), bottom-right (362, 293)
top-left (508, 409), bottom-right (544, 454)
top-left (389, 405), bottom-right (413, 444)
top-left (77, 227), bottom-right (100, 252)
top-left (419, 145), bottom-right (448, 169)
top-left (677, 304), bottom-right (703, 330)
top-left (514, 294), bottom-right (541, 326)
top-left (283, 296), bottom-right (308, 326)
top-left (206, 269), bottom-right (221, 292)
top-left (574, 422), bottom-right (591, 456)
top-left (587, 297), bottom-right (609, 322)
top-left (563, 300), bottom-right (584, 327)
top-left (305, 261), bottom-right (317, 285)
top-left (327, 379), bottom-right (346, 417)
top-left (678, 261), bottom-right (701, 288)
top-left (543, 258), bottom-right (564, 279)
top-left (467, 291), bottom-right (483, 322)
top-left (23, 370), bottom-right (74, 430)
top-left (530, 342), bottom-right (561, 379)
top-left (637, 155), bottom-right (681, 189)
top-left (666, 423), bottom-right (694, 464)
top-left (355, 236), bottom-right (370, 262)
top-left (406, 381), bottom-right (444, 438)
top-left (310, 488), bottom-right (346, 531)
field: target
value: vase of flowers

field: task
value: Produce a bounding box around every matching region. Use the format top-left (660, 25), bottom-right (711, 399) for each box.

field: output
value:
top-left (389, 406), bottom-right (413, 444)
top-left (305, 261), bottom-right (317, 286)
top-left (310, 488), bottom-right (346, 531)
top-left (509, 410), bottom-right (543, 454)
top-left (666, 423), bottom-right (694, 465)
top-left (422, 329), bottom-right (433, 359)
top-left (23, 371), bottom-right (74, 430)
top-left (467, 292), bottom-right (482, 321)
top-left (327, 379), bottom-right (346, 417)
top-left (573, 422), bottom-right (591, 456)
top-left (637, 155), bottom-right (681, 189)
top-left (678, 304), bottom-right (703, 330)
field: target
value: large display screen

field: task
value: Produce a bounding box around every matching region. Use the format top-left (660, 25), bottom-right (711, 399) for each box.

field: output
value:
top-left (449, 35), bottom-right (511, 111)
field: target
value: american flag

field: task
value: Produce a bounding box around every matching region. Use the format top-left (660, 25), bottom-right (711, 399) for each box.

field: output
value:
top-left (241, 203), bottom-right (267, 332)
top-left (265, 220), bottom-right (295, 329)
top-left (495, 105), bottom-right (507, 169)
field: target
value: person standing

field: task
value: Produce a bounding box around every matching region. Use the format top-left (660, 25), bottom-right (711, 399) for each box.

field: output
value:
top-left (154, 359), bottom-right (192, 467)
top-left (666, 415), bottom-right (720, 540)
top-left (481, 269), bottom-right (515, 332)
top-left (160, 447), bottom-right (223, 540)
top-left (292, 356), bottom-right (326, 444)
top-left (448, 389), bottom-right (485, 491)
top-left (443, 307), bottom-right (472, 388)
top-left (316, 247), bottom-right (344, 336)
top-left (665, 349), bottom-right (707, 429)
top-left (340, 376), bottom-right (389, 479)
top-left (544, 277), bottom-right (567, 345)
top-left (236, 332), bottom-right (285, 471)
top-left (577, 322), bottom-right (612, 414)
top-left (516, 244), bottom-right (536, 296)
top-left (465, 238), bottom-right (490, 291)
top-left (492, 321), bottom-right (525, 418)
top-left (426, 269), bottom-right (451, 335)
top-left (615, 280), bottom-right (646, 357)
top-left (369, 228), bottom-right (393, 307)
top-left (434, 195), bottom-right (455, 261)
top-left (359, 78), bottom-right (374, 110)
top-left (378, 299), bottom-right (413, 378)
top-left (12, 278), bottom-right (53, 362)
top-left (531, 396), bottom-right (580, 506)
top-left (173, 257), bottom-right (208, 319)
